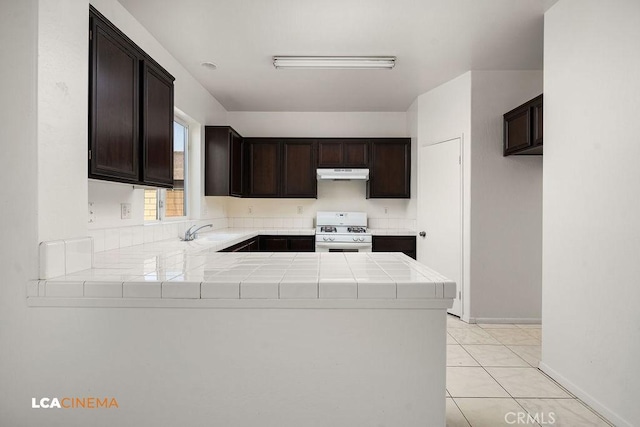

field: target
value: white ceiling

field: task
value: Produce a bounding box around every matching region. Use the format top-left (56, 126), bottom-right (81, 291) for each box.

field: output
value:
top-left (118, 0), bottom-right (556, 112)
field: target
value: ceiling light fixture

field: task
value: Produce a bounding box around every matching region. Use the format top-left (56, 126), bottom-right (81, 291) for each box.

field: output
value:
top-left (201, 61), bottom-right (218, 70)
top-left (272, 56), bottom-right (396, 70)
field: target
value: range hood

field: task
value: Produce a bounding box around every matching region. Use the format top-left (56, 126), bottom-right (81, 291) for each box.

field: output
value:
top-left (316, 168), bottom-right (370, 181)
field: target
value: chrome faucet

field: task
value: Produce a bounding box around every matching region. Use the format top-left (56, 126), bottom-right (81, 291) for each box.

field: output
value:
top-left (182, 224), bottom-right (213, 241)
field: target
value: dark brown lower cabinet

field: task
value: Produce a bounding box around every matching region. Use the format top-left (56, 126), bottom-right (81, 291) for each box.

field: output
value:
top-left (220, 235), bottom-right (315, 252)
top-left (220, 237), bottom-right (259, 252)
top-left (288, 236), bottom-right (315, 252)
top-left (260, 235), bottom-right (315, 252)
top-left (372, 236), bottom-right (416, 260)
top-left (260, 236), bottom-right (288, 251)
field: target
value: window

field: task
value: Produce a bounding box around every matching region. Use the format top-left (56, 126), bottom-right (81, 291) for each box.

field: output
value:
top-left (144, 119), bottom-right (188, 221)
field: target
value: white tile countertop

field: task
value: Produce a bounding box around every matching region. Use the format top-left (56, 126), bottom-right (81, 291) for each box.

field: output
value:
top-left (28, 228), bottom-right (454, 308)
top-left (369, 228), bottom-right (417, 236)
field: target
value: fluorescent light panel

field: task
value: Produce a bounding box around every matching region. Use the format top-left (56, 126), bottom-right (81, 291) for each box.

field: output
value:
top-left (273, 56), bottom-right (396, 70)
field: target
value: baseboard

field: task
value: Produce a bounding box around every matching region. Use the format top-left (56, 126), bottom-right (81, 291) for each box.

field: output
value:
top-left (469, 317), bottom-right (541, 324)
top-left (538, 361), bottom-right (630, 427)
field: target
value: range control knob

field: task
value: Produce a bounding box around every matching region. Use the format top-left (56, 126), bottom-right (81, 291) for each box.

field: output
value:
top-left (323, 236), bottom-right (328, 241)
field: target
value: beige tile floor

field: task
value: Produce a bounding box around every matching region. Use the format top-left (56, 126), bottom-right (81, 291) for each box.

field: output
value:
top-left (445, 315), bottom-right (613, 427)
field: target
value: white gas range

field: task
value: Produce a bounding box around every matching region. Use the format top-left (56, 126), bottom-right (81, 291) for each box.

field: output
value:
top-left (315, 211), bottom-right (372, 252)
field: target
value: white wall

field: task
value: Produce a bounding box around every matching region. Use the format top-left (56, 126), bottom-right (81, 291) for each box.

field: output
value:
top-left (413, 72), bottom-right (472, 320)
top-left (0, 0), bottom-right (39, 424)
top-left (411, 71), bottom-right (543, 322)
top-left (470, 71), bottom-right (543, 322)
top-left (226, 112), bottom-right (415, 225)
top-left (38, 0), bottom-right (236, 241)
top-left (541, 1), bottom-right (640, 426)
top-left (37, 0), bottom-right (89, 243)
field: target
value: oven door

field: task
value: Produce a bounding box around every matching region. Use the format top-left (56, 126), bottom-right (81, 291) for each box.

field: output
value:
top-left (315, 242), bottom-right (372, 253)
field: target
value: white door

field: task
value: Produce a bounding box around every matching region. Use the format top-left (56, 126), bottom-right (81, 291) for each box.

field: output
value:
top-left (417, 138), bottom-right (463, 317)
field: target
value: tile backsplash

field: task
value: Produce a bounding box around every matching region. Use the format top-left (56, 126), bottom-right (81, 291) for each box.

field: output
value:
top-left (39, 238), bottom-right (93, 280)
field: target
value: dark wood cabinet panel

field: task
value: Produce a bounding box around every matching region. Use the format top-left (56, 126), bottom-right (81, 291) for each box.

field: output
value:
top-left (288, 236), bottom-right (315, 252)
top-left (89, 16), bottom-right (140, 183)
top-left (532, 96), bottom-right (543, 147)
top-left (230, 132), bottom-right (244, 196)
top-left (259, 235), bottom-right (315, 252)
top-left (221, 237), bottom-right (258, 252)
top-left (204, 126), bottom-right (244, 196)
top-left (503, 94), bottom-right (543, 156)
top-left (372, 236), bottom-right (416, 260)
top-left (368, 139), bottom-right (411, 198)
top-left (247, 139), bottom-right (280, 197)
top-left (282, 140), bottom-right (317, 198)
top-left (318, 139), bottom-right (369, 168)
top-left (318, 141), bottom-right (343, 167)
top-left (142, 62), bottom-right (174, 187)
top-left (260, 236), bottom-right (289, 251)
top-left (344, 141), bottom-right (369, 167)
top-left (89, 7), bottom-right (174, 187)
top-left (222, 235), bottom-right (315, 252)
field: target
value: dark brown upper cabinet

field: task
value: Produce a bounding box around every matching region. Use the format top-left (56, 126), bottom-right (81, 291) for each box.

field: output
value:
top-left (142, 61), bottom-right (174, 187)
top-left (246, 139), bottom-right (281, 197)
top-left (89, 7), bottom-right (175, 187)
top-left (204, 126), bottom-right (244, 197)
top-left (367, 138), bottom-right (411, 198)
top-left (318, 139), bottom-right (369, 168)
top-left (282, 140), bottom-right (317, 198)
top-left (503, 94), bottom-right (543, 156)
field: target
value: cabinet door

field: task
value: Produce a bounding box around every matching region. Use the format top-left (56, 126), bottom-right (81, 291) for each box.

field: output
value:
top-left (503, 104), bottom-right (531, 155)
top-left (204, 127), bottom-right (230, 196)
top-left (343, 140), bottom-right (369, 167)
top-left (317, 141), bottom-right (343, 167)
top-left (230, 130), bottom-right (244, 196)
top-left (372, 236), bottom-right (416, 259)
top-left (532, 95), bottom-right (543, 147)
top-left (142, 61), bottom-right (174, 187)
top-left (288, 236), bottom-right (315, 252)
top-left (282, 140), bottom-right (316, 198)
top-left (368, 139), bottom-right (411, 198)
top-left (89, 16), bottom-right (140, 183)
top-left (260, 236), bottom-right (288, 251)
top-left (248, 140), bottom-right (280, 197)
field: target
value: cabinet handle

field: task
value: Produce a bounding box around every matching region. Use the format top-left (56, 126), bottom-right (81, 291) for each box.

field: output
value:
top-left (419, 231), bottom-right (426, 237)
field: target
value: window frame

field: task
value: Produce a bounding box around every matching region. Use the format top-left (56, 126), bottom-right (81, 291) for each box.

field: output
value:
top-left (143, 116), bottom-right (189, 223)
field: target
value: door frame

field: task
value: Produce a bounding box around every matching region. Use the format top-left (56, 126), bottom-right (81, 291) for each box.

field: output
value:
top-left (419, 135), bottom-right (465, 318)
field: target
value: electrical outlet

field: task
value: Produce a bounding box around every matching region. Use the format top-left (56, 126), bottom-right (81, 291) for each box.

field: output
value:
top-left (88, 202), bottom-right (96, 223)
top-left (120, 203), bottom-right (132, 220)
top-left (384, 207), bottom-right (389, 215)
top-left (297, 206), bottom-right (303, 215)
top-left (248, 206), bottom-right (253, 215)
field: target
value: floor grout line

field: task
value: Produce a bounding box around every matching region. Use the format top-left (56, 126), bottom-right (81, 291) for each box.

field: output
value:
top-left (446, 314), bottom-right (613, 426)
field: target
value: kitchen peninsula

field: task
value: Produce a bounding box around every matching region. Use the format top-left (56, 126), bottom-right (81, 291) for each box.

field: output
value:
top-left (28, 229), bottom-right (455, 426)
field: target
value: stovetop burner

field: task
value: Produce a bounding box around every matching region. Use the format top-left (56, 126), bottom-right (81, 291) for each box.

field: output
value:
top-left (347, 227), bottom-right (367, 233)
top-left (320, 226), bottom-right (337, 233)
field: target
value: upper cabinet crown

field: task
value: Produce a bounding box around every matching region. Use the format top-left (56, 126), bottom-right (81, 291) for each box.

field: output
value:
top-left (503, 94), bottom-right (543, 156)
top-left (89, 7), bottom-right (175, 187)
